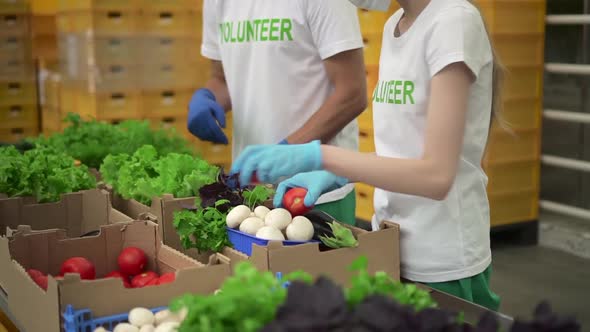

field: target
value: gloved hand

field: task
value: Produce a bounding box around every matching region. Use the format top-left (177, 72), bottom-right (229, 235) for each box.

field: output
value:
top-left (273, 171), bottom-right (349, 208)
top-left (187, 88), bottom-right (228, 144)
top-left (230, 140), bottom-right (323, 186)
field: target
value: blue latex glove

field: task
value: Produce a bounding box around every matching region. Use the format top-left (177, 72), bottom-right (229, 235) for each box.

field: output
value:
top-left (230, 140), bottom-right (323, 186)
top-left (273, 171), bottom-right (349, 208)
top-left (187, 88), bottom-right (228, 144)
top-left (278, 138), bottom-right (289, 145)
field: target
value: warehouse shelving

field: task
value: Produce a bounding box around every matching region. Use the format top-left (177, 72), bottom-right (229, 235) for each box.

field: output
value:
top-left (538, 6), bottom-right (590, 222)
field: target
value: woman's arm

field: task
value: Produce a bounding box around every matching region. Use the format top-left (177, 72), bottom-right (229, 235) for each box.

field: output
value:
top-left (322, 62), bottom-right (474, 200)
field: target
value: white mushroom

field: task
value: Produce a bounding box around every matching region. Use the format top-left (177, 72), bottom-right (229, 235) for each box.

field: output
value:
top-left (139, 326), bottom-right (155, 332)
top-left (129, 308), bottom-right (154, 327)
top-left (254, 206), bottom-right (271, 219)
top-left (239, 217), bottom-right (265, 235)
top-left (286, 216), bottom-right (314, 241)
top-left (114, 323), bottom-right (139, 332)
top-left (256, 226), bottom-right (285, 241)
top-left (264, 208), bottom-right (292, 231)
top-left (154, 322), bottom-right (180, 332)
top-left (226, 205), bottom-right (251, 228)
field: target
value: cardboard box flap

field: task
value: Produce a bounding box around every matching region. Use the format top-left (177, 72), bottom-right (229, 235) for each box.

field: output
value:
top-left (0, 189), bottom-right (132, 237)
top-left (0, 236), bottom-right (61, 332)
top-left (157, 244), bottom-right (202, 274)
top-left (246, 222), bottom-right (400, 287)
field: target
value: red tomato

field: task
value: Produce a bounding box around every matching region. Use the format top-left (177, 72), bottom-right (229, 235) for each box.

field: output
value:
top-left (158, 272), bottom-right (176, 285)
top-left (282, 188), bottom-right (312, 216)
top-left (146, 278), bottom-right (160, 287)
top-left (60, 257), bottom-right (96, 280)
top-left (27, 269), bottom-right (43, 280)
top-left (131, 271), bottom-right (159, 288)
top-left (118, 247), bottom-right (147, 276)
top-left (105, 271), bottom-right (131, 288)
top-left (33, 275), bottom-right (48, 290)
top-left (251, 172), bottom-right (260, 184)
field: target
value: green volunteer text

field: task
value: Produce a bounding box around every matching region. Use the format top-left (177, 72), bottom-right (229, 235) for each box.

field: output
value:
top-left (219, 18), bottom-right (294, 43)
top-left (373, 80), bottom-right (415, 105)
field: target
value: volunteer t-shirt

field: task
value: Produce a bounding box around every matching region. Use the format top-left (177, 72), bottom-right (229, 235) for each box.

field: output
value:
top-left (201, 0), bottom-right (363, 204)
top-left (371, 0), bottom-right (494, 282)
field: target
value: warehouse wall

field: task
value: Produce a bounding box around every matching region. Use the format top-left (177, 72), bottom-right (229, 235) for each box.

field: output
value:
top-left (541, 0), bottom-right (590, 209)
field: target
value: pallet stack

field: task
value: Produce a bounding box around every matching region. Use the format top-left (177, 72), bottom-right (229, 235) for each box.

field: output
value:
top-left (0, 0), bottom-right (39, 143)
top-left (354, 2), bottom-right (546, 226)
top-left (476, 0), bottom-right (546, 228)
top-left (30, 0), bottom-right (58, 66)
top-left (49, 0), bottom-right (233, 169)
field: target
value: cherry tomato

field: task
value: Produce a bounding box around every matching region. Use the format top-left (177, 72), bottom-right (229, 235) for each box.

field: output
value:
top-left (105, 271), bottom-right (132, 288)
top-left (33, 275), bottom-right (48, 290)
top-left (158, 272), bottom-right (176, 285)
top-left (146, 278), bottom-right (160, 287)
top-left (282, 188), bottom-right (313, 216)
top-left (60, 257), bottom-right (96, 280)
top-left (131, 271), bottom-right (159, 288)
top-left (27, 269), bottom-right (43, 280)
top-left (118, 247), bottom-right (147, 276)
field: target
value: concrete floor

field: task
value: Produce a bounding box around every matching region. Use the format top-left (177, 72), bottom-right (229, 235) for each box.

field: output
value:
top-left (490, 236), bottom-right (590, 331)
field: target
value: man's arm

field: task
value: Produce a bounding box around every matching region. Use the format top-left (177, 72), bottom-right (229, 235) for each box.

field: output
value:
top-left (286, 48), bottom-right (367, 144)
top-left (205, 60), bottom-right (232, 112)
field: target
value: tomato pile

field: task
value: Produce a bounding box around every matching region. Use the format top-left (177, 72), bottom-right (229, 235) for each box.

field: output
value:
top-left (26, 247), bottom-right (176, 290)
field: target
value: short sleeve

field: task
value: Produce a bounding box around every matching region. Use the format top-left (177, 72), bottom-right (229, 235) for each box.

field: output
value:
top-left (425, 7), bottom-right (493, 79)
top-left (304, 0), bottom-right (364, 60)
top-left (201, 0), bottom-right (221, 61)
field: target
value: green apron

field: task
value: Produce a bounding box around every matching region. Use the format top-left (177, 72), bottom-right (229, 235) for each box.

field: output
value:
top-left (425, 265), bottom-right (501, 311)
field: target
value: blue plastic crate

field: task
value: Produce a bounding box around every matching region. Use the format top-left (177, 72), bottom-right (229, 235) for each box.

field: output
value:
top-left (62, 305), bottom-right (167, 332)
top-left (227, 227), bottom-right (319, 256)
top-left (62, 273), bottom-right (290, 332)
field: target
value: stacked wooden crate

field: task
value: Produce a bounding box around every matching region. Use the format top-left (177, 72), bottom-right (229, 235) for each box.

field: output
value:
top-left (477, 0), bottom-right (546, 227)
top-left (51, 0), bottom-right (232, 168)
top-left (30, 0), bottom-right (58, 65)
top-left (354, 2), bottom-right (546, 226)
top-left (0, 0), bottom-right (39, 143)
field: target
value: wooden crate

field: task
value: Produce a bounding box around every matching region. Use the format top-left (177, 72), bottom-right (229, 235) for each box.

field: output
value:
top-left (489, 189), bottom-right (539, 226)
top-left (355, 183), bottom-right (375, 222)
top-left (0, 104), bottom-right (38, 129)
top-left (484, 159), bottom-right (541, 194)
top-left (140, 89), bottom-right (192, 118)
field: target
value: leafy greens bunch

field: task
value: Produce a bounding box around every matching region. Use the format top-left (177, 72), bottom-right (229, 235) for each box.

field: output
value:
top-left (171, 261), bottom-right (313, 332)
top-left (173, 183), bottom-right (274, 253)
top-left (29, 113), bottom-right (194, 168)
top-left (172, 256), bottom-right (581, 332)
top-left (171, 257), bottom-right (439, 332)
top-left (100, 145), bottom-right (219, 206)
top-left (0, 146), bottom-right (96, 203)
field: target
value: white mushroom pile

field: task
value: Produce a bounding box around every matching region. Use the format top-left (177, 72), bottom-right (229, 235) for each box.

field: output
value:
top-left (226, 205), bottom-right (314, 242)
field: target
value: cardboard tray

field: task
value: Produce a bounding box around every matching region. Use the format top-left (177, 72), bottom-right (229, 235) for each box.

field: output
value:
top-left (0, 189), bottom-right (131, 238)
top-left (222, 221), bottom-right (401, 288)
top-left (0, 220), bottom-right (231, 332)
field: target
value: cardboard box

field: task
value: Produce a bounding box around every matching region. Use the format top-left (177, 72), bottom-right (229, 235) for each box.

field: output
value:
top-left (111, 192), bottom-right (400, 287)
top-left (0, 220), bottom-right (231, 332)
top-left (109, 193), bottom-right (213, 261)
top-left (221, 221), bottom-right (400, 288)
top-left (0, 189), bottom-right (131, 238)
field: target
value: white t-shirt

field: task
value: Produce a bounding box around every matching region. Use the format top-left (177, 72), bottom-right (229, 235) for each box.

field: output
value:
top-left (371, 0), bottom-right (494, 282)
top-left (201, 0), bottom-right (363, 204)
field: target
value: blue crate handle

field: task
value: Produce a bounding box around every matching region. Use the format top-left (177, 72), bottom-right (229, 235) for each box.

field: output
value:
top-left (63, 305), bottom-right (167, 332)
top-left (63, 274), bottom-right (290, 331)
